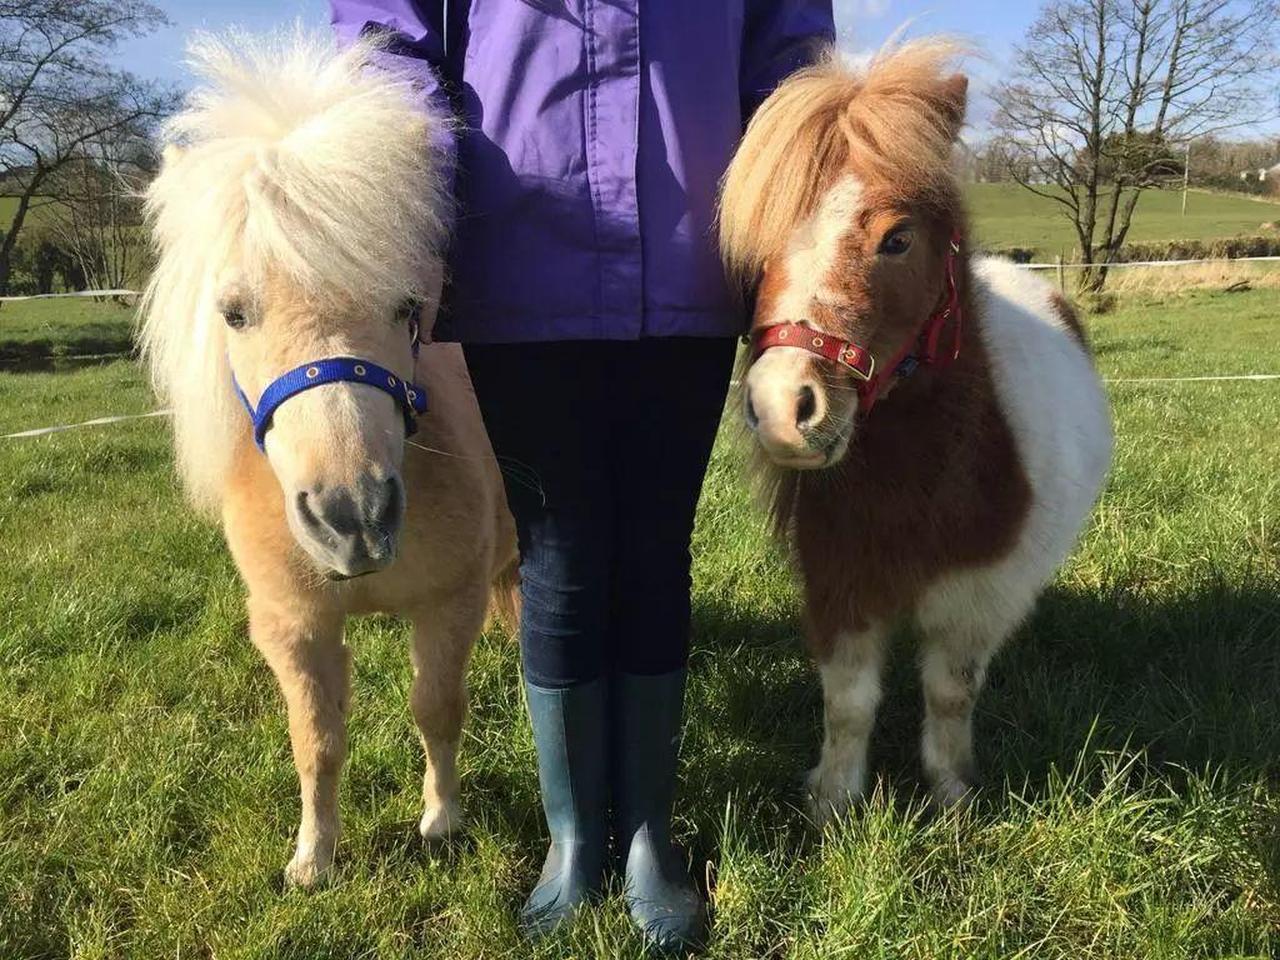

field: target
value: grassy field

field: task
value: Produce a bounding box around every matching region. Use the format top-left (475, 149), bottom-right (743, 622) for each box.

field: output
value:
top-left (0, 195), bottom-right (57, 234)
top-left (5, 186), bottom-right (1280, 296)
top-left (966, 183), bottom-right (1280, 259)
top-left (2, 292), bottom-right (1279, 959)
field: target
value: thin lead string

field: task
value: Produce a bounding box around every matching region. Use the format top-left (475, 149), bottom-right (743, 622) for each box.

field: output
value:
top-left (403, 435), bottom-right (546, 505)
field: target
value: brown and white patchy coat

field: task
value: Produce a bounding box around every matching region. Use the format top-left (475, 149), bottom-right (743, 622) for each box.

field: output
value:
top-left (719, 40), bottom-right (1112, 815)
top-left (140, 33), bottom-right (516, 885)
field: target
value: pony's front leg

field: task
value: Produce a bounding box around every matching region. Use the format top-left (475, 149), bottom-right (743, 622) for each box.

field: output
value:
top-left (807, 623), bottom-right (887, 824)
top-left (249, 598), bottom-right (349, 887)
top-left (915, 579), bottom-right (1020, 808)
top-left (917, 637), bottom-right (989, 807)
top-left (408, 585), bottom-right (487, 840)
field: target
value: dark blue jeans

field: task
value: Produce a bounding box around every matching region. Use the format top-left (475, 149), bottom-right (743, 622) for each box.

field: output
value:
top-left (464, 338), bottom-right (736, 688)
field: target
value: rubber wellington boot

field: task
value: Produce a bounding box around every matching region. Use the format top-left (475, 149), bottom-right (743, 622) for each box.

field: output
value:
top-left (519, 678), bottom-right (610, 939)
top-left (613, 669), bottom-right (707, 952)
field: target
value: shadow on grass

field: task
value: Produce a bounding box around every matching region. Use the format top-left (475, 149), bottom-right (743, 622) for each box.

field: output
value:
top-left (681, 572), bottom-right (1280, 863)
top-left (143, 573), bottom-right (1275, 908)
top-left (987, 575), bottom-right (1280, 788)
top-left (364, 816), bottom-right (479, 868)
top-left (0, 324), bottom-right (135, 372)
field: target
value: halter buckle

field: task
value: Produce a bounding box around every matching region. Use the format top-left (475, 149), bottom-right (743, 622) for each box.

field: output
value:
top-left (841, 346), bottom-right (875, 382)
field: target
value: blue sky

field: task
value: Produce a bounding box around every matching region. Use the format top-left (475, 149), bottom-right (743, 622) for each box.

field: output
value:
top-left (111, 1), bottom-right (1040, 136)
top-left (122, 2), bottom-right (1280, 137)
top-left (117, 1), bottom-right (1034, 83)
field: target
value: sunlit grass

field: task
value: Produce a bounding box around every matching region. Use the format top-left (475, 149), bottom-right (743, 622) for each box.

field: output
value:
top-left (1, 290), bottom-right (1277, 958)
top-left (968, 183), bottom-right (1280, 260)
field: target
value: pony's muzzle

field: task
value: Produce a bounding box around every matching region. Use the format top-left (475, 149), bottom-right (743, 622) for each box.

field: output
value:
top-left (744, 364), bottom-right (831, 469)
top-left (293, 473), bottom-right (405, 577)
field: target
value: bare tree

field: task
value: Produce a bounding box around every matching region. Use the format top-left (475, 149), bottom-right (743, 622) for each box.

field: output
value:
top-left (993, 0), bottom-right (1280, 289)
top-left (47, 125), bottom-right (155, 296)
top-left (0, 0), bottom-right (174, 294)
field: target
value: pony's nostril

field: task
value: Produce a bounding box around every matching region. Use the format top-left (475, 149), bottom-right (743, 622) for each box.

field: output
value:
top-left (293, 479), bottom-right (401, 574)
top-left (296, 491), bottom-right (320, 529)
top-left (744, 391), bottom-right (760, 429)
top-left (371, 477), bottom-right (402, 529)
top-left (796, 384), bottom-right (818, 428)
top-left (302, 488), bottom-right (361, 537)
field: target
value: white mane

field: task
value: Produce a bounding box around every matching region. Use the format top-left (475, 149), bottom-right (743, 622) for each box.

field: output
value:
top-left (139, 28), bottom-right (451, 510)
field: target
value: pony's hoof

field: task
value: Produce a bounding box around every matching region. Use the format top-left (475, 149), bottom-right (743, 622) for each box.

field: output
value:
top-left (284, 849), bottom-right (333, 889)
top-left (419, 799), bottom-right (463, 840)
top-left (930, 775), bottom-right (976, 810)
top-left (805, 766), bottom-right (862, 825)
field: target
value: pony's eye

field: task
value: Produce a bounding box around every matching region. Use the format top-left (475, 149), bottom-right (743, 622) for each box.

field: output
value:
top-left (879, 229), bottom-right (914, 256)
top-left (222, 308), bottom-right (247, 330)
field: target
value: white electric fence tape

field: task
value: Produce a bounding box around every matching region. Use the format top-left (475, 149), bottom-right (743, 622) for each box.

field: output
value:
top-left (1106, 374), bottom-right (1280, 383)
top-left (0, 290), bottom-right (139, 302)
top-left (4, 270), bottom-right (1280, 440)
top-left (1, 410), bottom-right (170, 439)
top-left (1020, 255), bottom-right (1280, 270)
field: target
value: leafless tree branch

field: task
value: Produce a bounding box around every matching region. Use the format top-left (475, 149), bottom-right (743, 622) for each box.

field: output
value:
top-left (992, 0), bottom-right (1280, 290)
top-left (0, 0), bottom-right (174, 293)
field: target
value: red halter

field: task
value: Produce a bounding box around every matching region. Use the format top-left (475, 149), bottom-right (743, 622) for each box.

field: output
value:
top-left (749, 231), bottom-right (964, 415)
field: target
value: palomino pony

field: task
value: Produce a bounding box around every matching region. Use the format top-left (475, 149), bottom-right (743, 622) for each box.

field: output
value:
top-left (720, 41), bottom-right (1112, 816)
top-left (140, 32), bottom-right (516, 886)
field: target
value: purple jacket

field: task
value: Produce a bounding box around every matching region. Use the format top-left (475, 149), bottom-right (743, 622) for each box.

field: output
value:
top-left (331, 1), bottom-right (834, 344)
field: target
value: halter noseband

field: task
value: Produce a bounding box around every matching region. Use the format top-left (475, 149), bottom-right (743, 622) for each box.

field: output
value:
top-left (750, 231), bottom-right (964, 415)
top-left (232, 313), bottom-right (429, 452)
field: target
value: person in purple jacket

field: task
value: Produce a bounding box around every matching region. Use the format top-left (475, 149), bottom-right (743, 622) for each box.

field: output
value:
top-left (331, 1), bottom-right (834, 949)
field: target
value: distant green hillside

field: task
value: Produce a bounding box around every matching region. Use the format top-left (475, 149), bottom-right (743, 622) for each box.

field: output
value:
top-left (0, 195), bottom-right (54, 233)
top-left (5, 185), bottom-right (1279, 267)
top-left (966, 183), bottom-right (1280, 260)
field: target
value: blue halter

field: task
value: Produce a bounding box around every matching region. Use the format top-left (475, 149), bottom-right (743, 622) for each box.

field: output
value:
top-left (232, 321), bottom-right (429, 452)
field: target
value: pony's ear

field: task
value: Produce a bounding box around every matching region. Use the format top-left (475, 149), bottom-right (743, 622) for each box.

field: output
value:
top-left (933, 73), bottom-right (968, 142)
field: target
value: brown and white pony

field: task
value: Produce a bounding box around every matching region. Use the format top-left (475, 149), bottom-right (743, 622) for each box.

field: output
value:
top-left (140, 32), bottom-right (516, 886)
top-left (719, 41), bottom-right (1112, 816)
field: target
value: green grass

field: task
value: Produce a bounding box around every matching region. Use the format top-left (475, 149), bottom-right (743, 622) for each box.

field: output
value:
top-left (2, 291), bottom-right (1279, 958)
top-left (1, 194), bottom-right (26, 230)
top-left (966, 183), bottom-right (1280, 259)
top-left (0, 298), bottom-right (136, 375)
top-left (0, 194), bottom-right (58, 234)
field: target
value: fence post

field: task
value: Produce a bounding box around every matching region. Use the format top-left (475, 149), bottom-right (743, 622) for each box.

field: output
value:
top-left (1056, 253), bottom-right (1066, 293)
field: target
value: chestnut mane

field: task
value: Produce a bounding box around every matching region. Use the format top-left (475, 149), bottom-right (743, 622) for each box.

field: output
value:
top-left (718, 38), bottom-right (970, 287)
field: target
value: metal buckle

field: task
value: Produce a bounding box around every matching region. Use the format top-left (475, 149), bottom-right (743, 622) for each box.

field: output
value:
top-left (853, 352), bottom-right (875, 382)
top-left (838, 343), bottom-right (875, 382)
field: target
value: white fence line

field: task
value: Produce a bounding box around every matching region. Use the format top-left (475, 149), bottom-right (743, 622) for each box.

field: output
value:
top-left (0, 289), bottom-right (140, 302)
top-left (1020, 255), bottom-right (1280, 270)
top-left (2, 253), bottom-right (1280, 302)
top-left (1, 254), bottom-right (1279, 301)
top-left (0, 350), bottom-right (133, 366)
top-left (1, 259), bottom-right (1278, 436)
top-left (9, 372), bottom-right (1280, 441)
top-left (1107, 374), bottom-right (1280, 383)
top-left (1, 409), bottom-right (170, 440)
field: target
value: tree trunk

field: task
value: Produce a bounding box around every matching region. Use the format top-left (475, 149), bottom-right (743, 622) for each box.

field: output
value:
top-left (0, 179), bottom-right (42, 296)
top-left (1075, 223), bottom-right (1104, 293)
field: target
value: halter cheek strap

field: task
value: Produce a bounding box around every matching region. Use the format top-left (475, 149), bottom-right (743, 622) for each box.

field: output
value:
top-left (233, 357), bottom-right (429, 451)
